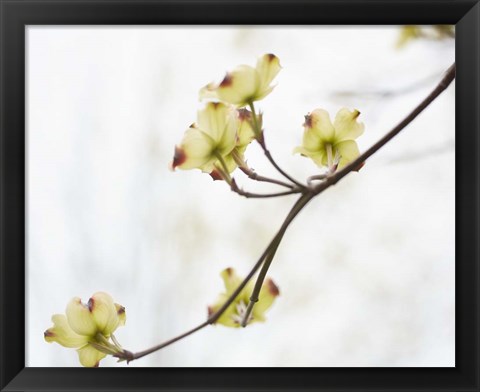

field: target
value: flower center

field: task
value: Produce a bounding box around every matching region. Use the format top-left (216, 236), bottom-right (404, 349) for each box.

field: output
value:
top-left (325, 143), bottom-right (333, 168)
top-left (231, 300), bottom-right (253, 325)
top-left (325, 143), bottom-right (341, 172)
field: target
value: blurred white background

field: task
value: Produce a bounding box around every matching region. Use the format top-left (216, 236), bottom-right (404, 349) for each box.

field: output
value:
top-left (26, 26), bottom-right (455, 367)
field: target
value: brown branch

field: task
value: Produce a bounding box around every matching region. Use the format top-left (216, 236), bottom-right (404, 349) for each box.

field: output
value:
top-left (239, 165), bottom-right (295, 189)
top-left (230, 178), bottom-right (302, 199)
top-left (261, 145), bottom-right (306, 188)
top-left (119, 62), bottom-right (455, 364)
top-left (248, 102), bottom-right (306, 189)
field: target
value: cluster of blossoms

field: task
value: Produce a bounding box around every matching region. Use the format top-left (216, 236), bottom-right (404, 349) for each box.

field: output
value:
top-left (44, 292), bottom-right (126, 367)
top-left (171, 53), bottom-right (281, 181)
top-left (171, 53), bottom-right (364, 177)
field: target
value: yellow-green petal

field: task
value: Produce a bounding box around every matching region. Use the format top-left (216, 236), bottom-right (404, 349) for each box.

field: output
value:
top-left (208, 293), bottom-right (239, 328)
top-left (255, 53), bottom-right (281, 98)
top-left (44, 314), bottom-right (89, 348)
top-left (220, 268), bottom-right (244, 295)
top-left (217, 114), bottom-right (238, 156)
top-left (293, 146), bottom-right (325, 168)
top-left (197, 103), bottom-right (231, 144)
top-left (333, 108), bottom-right (364, 142)
top-left (89, 292), bottom-right (119, 336)
top-left (236, 110), bottom-right (256, 148)
top-left (172, 127), bottom-right (216, 170)
top-left (334, 140), bottom-right (361, 168)
top-left (299, 125), bottom-right (324, 156)
top-left (199, 82), bottom-right (220, 102)
top-left (217, 65), bottom-right (259, 106)
top-left (252, 278), bottom-right (280, 322)
top-left (306, 109), bottom-right (335, 142)
top-left (115, 303), bottom-right (126, 326)
top-left (76, 343), bottom-right (107, 367)
top-left (66, 297), bottom-right (97, 337)
top-left (217, 154), bottom-right (238, 174)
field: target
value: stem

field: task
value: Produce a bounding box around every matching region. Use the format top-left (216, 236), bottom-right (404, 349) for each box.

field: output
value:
top-left (230, 179), bottom-right (302, 199)
top-left (213, 152), bottom-right (232, 184)
top-left (232, 190), bottom-right (301, 199)
top-left (231, 147), bottom-right (294, 190)
top-left (248, 102), bottom-right (262, 140)
top-left (239, 165), bottom-right (295, 189)
top-left (262, 148), bottom-right (306, 188)
top-left (248, 102), bottom-right (306, 188)
top-left (326, 143), bottom-right (333, 169)
top-left (306, 173), bottom-right (328, 187)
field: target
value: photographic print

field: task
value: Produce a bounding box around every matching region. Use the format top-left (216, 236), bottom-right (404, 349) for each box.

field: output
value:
top-left (27, 26), bottom-right (455, 368)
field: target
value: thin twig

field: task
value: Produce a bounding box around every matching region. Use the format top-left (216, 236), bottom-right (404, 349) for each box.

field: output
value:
top-left (248, 102), bottom-right (306, 189)
top-left (232, 189), bottom-right (301, 199)
top-left (239, 166), bottom-right (295, 189)
top-left (230, 179), bottom-right (302, 199)
top-left (262, 147), bottom-right (306, 188)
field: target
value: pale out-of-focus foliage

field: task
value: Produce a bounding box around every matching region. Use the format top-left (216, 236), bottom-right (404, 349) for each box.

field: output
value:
top-left (397, 25), bottom-right (455, 48)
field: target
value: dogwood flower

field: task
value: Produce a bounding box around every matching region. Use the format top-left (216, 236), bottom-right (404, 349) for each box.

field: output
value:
top-left (208, 268), bottom-right (279, 328)
top-left (44, 292), bottom-right (126, 367)
top-left (199, 53), bottom-right (281, 107)
top-left (294, 108), bottom-right (364, 170)
top-left (171, 102), bottom-right (237, 176)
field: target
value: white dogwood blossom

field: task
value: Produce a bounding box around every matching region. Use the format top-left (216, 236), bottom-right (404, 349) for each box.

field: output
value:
top-left (294, 108), bottom-right (364, 170)
top-left (44, 292), bottom-right (126, 367)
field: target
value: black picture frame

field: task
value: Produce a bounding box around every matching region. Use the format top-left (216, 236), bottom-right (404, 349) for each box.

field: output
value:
top-left (1, 0), bottom-right (478, 391)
